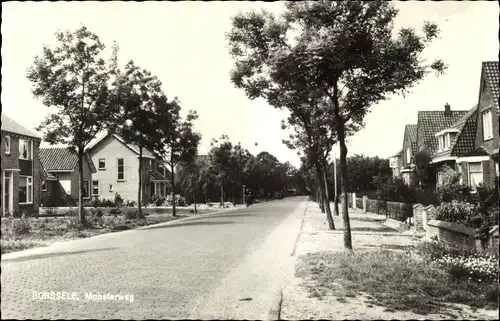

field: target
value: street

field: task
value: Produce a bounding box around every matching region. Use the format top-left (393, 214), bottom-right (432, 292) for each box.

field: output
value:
top-left (1, 197), bottom-right (307, 320)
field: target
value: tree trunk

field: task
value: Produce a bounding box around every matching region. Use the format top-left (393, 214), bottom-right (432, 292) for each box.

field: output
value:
top-left (77, 148), bottom-right (85, 225)
top-left (170, 159), bottom-right (176, 216)
top-left (137, 146), bottom-right (143, 219)
top-left (333, 94), bottom-right (353, 250)
top-left (315, 176), bottom-right (325, 213)
top-left (321, 164), bottom-right (335, 229)
top-left (220, 178), bottom-right (224, 208)
top-left (193, 188), bottom-right (197, 214)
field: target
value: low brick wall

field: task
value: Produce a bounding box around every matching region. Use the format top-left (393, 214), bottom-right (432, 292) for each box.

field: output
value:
top-left (426, 220), bottom-right (479, 249)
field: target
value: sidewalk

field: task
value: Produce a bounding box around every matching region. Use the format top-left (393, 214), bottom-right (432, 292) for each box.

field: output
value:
top-left (280, 201), bottom-right (498, 320)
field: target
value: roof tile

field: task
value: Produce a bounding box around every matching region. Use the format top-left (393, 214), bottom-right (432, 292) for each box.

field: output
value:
top-left (1, 114), bottom-right (41, 138)
top-left (483, 61), bottom-right (499, 112)
top-left (40, 147), bottom-right (96, 172)
top-left (417, 110), bottom-right (468, 155)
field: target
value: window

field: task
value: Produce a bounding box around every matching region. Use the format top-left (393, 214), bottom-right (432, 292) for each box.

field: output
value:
top-left (468, 162), bottom-right (483, 189)
top-left (19, 176), bottom-right (33, 204)
top-left (482, 110), bottom-right (493, 140)
top-left (117, 158), bottom-right (125, 181)
top-left (18, 139), bottom-right (32, 160)
top-left (41, 180), bottom-right (47, 192)
top-left (82, 180), bottom-right (90, 199)
top-left (437, 135), bottom-right (446, 151)
top-left (98, 159), bottom-right (106, 170)
top-left (406, 148), bottom-right (411, 164)
top-left (4, 135), bottom-right (10, 154)
top-left (496, 162), bottom-right (499, 176)
top-left (109, 184), bottom-right (113, 192)
top-left (162, 166), bottom-right (168, 178)
top-left (389, 157), bottom-right (397, 168)
top-left (437, 172), bottom-right (444, 187)
top-left (92, 180), bottom-right (99, 195)
top-left (444, 134), bottom-right (450, 149)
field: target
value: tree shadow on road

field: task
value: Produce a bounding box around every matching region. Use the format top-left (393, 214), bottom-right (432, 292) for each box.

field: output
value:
top-left (1, 247), bottom-right (118, 263)
top-left (138, 220), bottom-right (237, 230)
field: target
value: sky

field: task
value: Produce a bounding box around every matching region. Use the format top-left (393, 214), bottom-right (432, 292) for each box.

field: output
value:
top-left (2, 1), bottom-right (498, 168)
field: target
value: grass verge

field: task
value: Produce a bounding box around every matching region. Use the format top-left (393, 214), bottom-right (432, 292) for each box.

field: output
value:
top-left (296, 249), bottom-right (499, 315)
top-left (1, 214), bottom-right (191, 254)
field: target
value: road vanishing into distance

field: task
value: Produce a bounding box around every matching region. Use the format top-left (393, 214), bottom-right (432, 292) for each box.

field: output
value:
top-left (1, 197), bottom-right (307, 320)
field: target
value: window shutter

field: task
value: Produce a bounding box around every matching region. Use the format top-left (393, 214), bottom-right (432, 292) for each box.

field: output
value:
top-left (460, 162), bottom-right (468, 186)
top-left (482, 160), bottom-right (490, 188)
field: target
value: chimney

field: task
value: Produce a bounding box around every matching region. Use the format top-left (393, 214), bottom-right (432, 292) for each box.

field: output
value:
top-left (444, 103), bottom-right (451, 116)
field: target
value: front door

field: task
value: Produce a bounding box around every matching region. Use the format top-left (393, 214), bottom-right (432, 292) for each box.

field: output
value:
top-left (2, 171), bottom-right (13, 216)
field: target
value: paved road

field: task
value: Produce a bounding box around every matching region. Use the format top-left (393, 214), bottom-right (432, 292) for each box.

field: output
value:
top-left (1, 197), bottom-right (307, 320)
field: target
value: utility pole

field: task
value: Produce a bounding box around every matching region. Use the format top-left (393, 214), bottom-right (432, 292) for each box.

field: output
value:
top-left (242, 184), bottom-right (246, 206)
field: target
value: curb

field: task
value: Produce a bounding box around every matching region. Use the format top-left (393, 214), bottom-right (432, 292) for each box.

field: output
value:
top-left (267, 200), bottom-right (308, 320)
top-left (1, 206), bottom-right (247, 260)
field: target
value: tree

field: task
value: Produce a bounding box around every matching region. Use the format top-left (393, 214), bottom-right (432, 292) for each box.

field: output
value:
top-left (177, 158), bottom-right (201, 213)
top-left (27, 26), bottom-right (119, 224)
top-left (113, 61), bottom-right (167, 218)
top-left (154, 105), bottom-right (201, 216)
top-left (227, 1), bottom-right (445, 249)
top-left (209, 135), bottom-right (234, 207)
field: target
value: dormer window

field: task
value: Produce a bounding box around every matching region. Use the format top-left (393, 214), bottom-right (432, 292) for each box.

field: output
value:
top-left (435, 129), bottom-right (459, 151)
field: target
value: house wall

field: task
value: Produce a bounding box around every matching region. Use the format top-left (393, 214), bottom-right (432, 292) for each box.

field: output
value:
top-left (89, 134), bottom-right (141, 203)
top-left (475, 87), bottom-right (499, 155)
top-left (1, 132), bottom-right (40, 215)
top-left (402, 131), bottom-right (414, 166)
top-left (69, 161), bottom-right (92, 201)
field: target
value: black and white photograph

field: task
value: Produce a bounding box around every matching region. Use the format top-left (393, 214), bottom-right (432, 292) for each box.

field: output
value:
top-left (1, 1), bottom-right (499, 320)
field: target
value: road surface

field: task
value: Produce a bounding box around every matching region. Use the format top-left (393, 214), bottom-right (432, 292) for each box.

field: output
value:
top-left (1, 196), bottom-right (307, 320)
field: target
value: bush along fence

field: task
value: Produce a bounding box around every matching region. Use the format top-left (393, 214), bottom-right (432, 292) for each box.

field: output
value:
top-left (350, 193), bottom-right (499, 252)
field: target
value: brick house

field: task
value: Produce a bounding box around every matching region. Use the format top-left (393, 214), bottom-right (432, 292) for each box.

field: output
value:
top-left (1, 114), bottom-right (42, 216)
top-left (455, 61), bottom-right (499, 189)
top-left (431, 105), bottom-right (478, 186)
top-left (39, 147), bottom-right (97, 206)
top-left (416, 104), bottom-right (468, 187)
top-left (431, 62), bottom-right (499, 190)
top-left (86, 131), bottom-right (170, 205)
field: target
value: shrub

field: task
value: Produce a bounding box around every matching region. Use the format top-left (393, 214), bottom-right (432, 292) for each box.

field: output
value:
top-left (435, 201), bottom-right (478, 225)
top-left (434, 165), bottom-right (472, 203)
top-left (123, 208), bottom-right (143, 220)
top-left (12, 218), bottom-right (32, 235)
top-left (109, 208), bottom-right (122, 215)
top-left (417, 240), bottom-right (499, 283)
top-left (124, 200), bottom-right (136, 207)
top-left (150, 195), bottom-right (166, 207)
top-left (434, 253), bottom-right (499, 283)
top-left (114, 193), bottom-right (124, 207)
top-left (373, 174), bottom-right (416, 203)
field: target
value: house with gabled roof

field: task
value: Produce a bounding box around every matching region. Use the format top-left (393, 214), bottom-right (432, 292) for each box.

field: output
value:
top-left (430, 61), bottom-right (499, 190)
top-left (432, 105), bottom-right (478, 186)
top-left (1, 114), bottom-right (42, 216)
top-left (39, 147), bottom-right (97, 206)
top-left (465, 61), bottom-right (499, 188)
top-left (415, 103), bottom-right (469, 186)
top-left (86, 131), bottom-right (170, 205)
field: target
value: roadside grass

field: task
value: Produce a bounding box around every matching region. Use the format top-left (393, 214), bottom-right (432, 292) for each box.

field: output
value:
top-left (0, 213), bottom-right (190, 254)
top-left (296, 249), bottom-right (499, 315)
